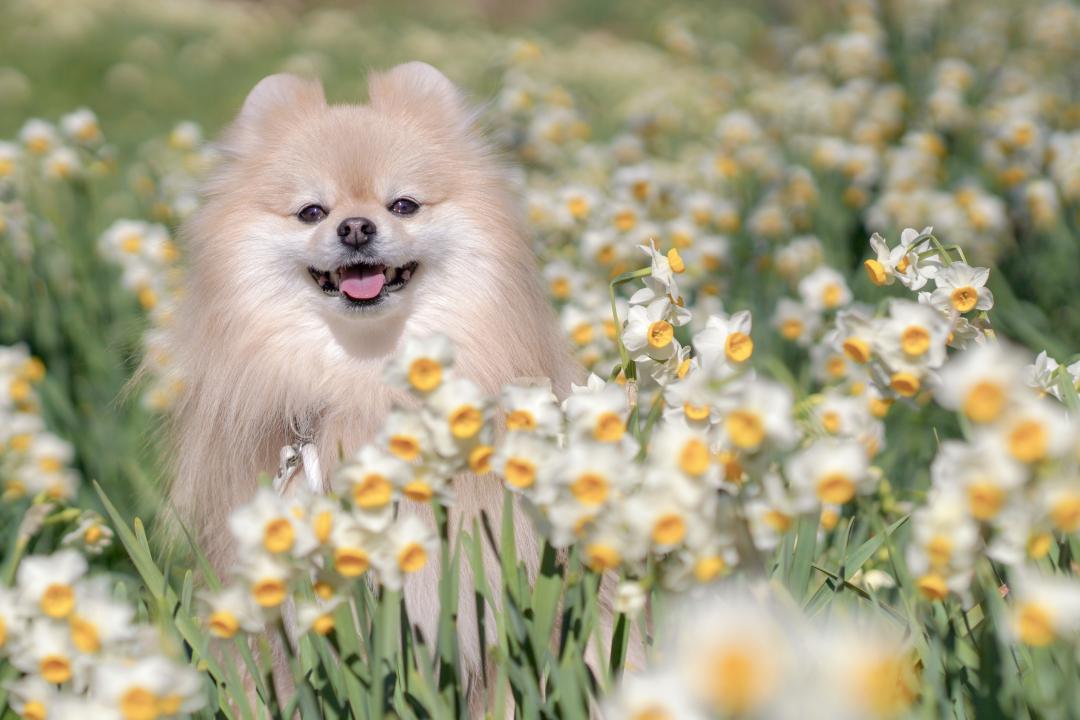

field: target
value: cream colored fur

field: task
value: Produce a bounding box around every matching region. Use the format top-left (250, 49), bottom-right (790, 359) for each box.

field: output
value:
top-left (165, 63), bottom-right (579, 692)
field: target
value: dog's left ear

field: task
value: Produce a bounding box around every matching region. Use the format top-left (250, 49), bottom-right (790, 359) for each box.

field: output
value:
top-left (367, 62), bottom-right (476, 135)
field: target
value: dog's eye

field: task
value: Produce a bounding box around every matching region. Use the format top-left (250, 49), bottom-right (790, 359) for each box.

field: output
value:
top-left (388, 198), bottom-right (420, 216)
top-left (297, 204), bottom-right (327, 224)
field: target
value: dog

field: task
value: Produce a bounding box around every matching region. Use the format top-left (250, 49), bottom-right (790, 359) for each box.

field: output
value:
top-left (164, 62), bottom-right (579, 698)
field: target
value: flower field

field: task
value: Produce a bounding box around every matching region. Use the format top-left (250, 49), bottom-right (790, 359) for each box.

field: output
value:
top-left (2, 0), bottom-right (1080, 717)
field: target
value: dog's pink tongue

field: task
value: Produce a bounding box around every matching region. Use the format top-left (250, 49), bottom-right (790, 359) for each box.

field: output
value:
top-left (339, 265), bottom-right (386, 300)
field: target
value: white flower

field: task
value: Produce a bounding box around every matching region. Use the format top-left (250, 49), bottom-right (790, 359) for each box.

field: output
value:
top-left (623, 299), bottom-right (680, 362)
top-left (1010, 570), bottom-right (1080, 647)
top-left (1024, 350), bottom-right (1063, 400)
top-left (563, 374), bottom-right (632, 445)
top-left (930, 439), bottom-right (1026, 522)
top-left (936, 343), bottom-right (1028, 423)
top-left (16, 550), bottom-right (87, 620)
top-left (60, 512), bottom-right (114, 555)
top-left (772, 297), bottom-right (820, 346)
top-left (422, 374), bottom-right (491, 455)
top-left (43, 147), bottom-right (81, 180)
top-left (719, 379), bottom-right (797, 453)
top-left (864, 226), bottom-right (938, 290)
top-left (384, 334), bottom-right (454, 395)
top-left (929, 262), bottom-right (994, 315)
top-left (93, 656), bottom-right (205, 718)
top-left (875, 299), bottom-right (951, 374)
top-left (500, 381), bottom-right (562, 436)
top-left (18, 119), bottom-right (57, 155)
top-left (201, 584), bottom-right (266, 638)
top-left (785, 439), bottom-right (871, 512)
top-left (694, 310), bottom-right (754, 371)
top-left (376, 515), bottom-right (438, 591)
top-left (798, 266), bottom-right (852, 312)
top-left (59, 108), bottom-right (101, 145)
top-left (229, 487), bottom-right (318, 558)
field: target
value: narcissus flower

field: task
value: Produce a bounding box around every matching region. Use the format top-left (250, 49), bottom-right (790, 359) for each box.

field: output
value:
top-left (785, 438), bottom-right (871, 510)
top-left (929, 262), bottom-right (994, 315)
top-left (384, 334), bottom-right (454, 395)
top-left (16, 550), bottom-right (87, 620)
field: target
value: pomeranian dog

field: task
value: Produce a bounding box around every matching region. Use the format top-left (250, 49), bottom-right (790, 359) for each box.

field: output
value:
top-left (165, 62), bottom-right (578, 691)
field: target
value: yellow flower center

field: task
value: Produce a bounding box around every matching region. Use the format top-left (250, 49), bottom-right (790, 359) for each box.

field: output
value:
top-left (120, 687), bottom-right (158, 720)
top-left (84, 524), bottom-right (103, 544)
top-left (1016, 602), bottom-right (1055, 647)
top-left (821, 507), bottom-right (839, 531)
top-left (826, 355), bottom-right (847, 378)
top-left (869, 397), bottom-right (893, 418)
top-left (916, 573), bottom-right (949, 601)
top-left (647, 320), bottom-right (674, 349)
top-left (817, 472), bottom-right (856, 505)
top-left (468, 444), bottom-right (495, 474)
top-left (950, 286), bottom-right (978, 312)
top-left (550, 277), bottom-right (571, 299)
top-left (570, 472), bottom-right (609, 506)
top-left (252, 578), bottom-right (287, 608)
top-left (1028, 533), bottom-right (1053, 559)
top-left (676, 358), bottom-right (692, 379)
top-left (725, 409), bottom-right (765, 449)
top-left (1008, 420), bottom-right (1047, 463)
top-left (725, 331), bottom-right (753, 362)
top-left (843, 337), bottom-right (871, 364)
top-left (314, 581), bottom-right (335, 600)
top-left (693, 555), bottom-right (727, 583)
top-left (208, 610), bottom-right (240, 638)
top-left (22, 701), bottom-right (46, 720)
top-left (856, 655), bottom-right (918, 718)
top-left (779, 318), bottom-right (804, 340)
top-left (571, 323), bottom-right (594, 346)
top-left (70, 615), bottom-right (101, 653)
top-left (41, 583), bottom-right (75, 618)
top-left (822, 282), bottom-right (843, 309)
top-left (1050, 494), bottom-right (1080, 533)
top-left (683, 402), bottom-right (710, 421)
top-left (821, 410), bottom-right (841, 434)
top-left (962, 381), bottom-right (1005, 423)
top-left (407, 358), bottom-right (442, 392)
top-left (403, 479), bottom-right (434, 502)
top-left (629, 705), bottom-right (672, 720)
top-left (449, 404), bottom-right (483, 439)
top-left (900, 325), bottom-right (931, 356)
top-left (666, 248), bottom-right (685, 273)
top-left (398, 543), bottom-right (428, 573)
top-left (352, 473), bottom-right (393, 509)
top-left (967, 481), bottom-right (1005, 520)
top-left (896, 254), bottom-right (911, 273)
top-left (311, 510), bottom-right (334, 543)
top-left (762, 509), bottom-right (792, 532)
top-left (504, 457), bottom-right (536, 489)
top-left (120, 234), bottom-right (142, 254)
top-left (614, 209), bottom-right (637, 232)
top-left (40, 654), bottom-right (72, 684)
top-left (312, 614), bottom-right (335, 636)
top-left (927, 535), bottom-right (953, 569)
top-left (593, 412), bottom-right (625, 442)
top-left (263, 518), bottom-right (295, 554)
top-left (389, 434), bottom-right (421, 461)
top-left (334, 548), bottom-right (370, 577)
top-left (864, 258), bottom-right (888, 286)
top-left (679, 438), bottom-right (710, 477)
top-left (567, 196), bottom-right (589, 219)
top-left (700, 645), bottom-right (772, 716)
top-left (585, 543), bottom-right (621, 571)
top-left (890, 372), bottom-right (920, 397)
top-left (651, 513), bottom-right (687, 546)
top-left (506, 409), bottom-right (537, 431)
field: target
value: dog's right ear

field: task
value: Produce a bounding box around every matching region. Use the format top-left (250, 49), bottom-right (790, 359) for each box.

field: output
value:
top-left (220, 74), bottom-right (325, 156)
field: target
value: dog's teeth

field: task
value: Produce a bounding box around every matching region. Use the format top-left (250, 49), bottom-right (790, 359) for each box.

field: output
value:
top-left (401, 269), bottom-right (411, 281)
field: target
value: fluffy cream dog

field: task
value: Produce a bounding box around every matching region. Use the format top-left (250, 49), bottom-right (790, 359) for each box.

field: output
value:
top-left (165, 62), bottom-right (578, 685)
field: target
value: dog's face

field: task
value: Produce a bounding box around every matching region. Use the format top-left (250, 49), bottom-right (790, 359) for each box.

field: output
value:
top-left (205, 63), bottom-right (497, 321)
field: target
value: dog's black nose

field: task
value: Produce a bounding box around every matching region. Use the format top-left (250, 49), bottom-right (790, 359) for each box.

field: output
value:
top-left (337, 217), bottom-right (377, 248)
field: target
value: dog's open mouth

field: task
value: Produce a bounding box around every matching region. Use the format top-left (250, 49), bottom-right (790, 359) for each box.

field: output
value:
top-left (307, 261), bottom-right (419, 306)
